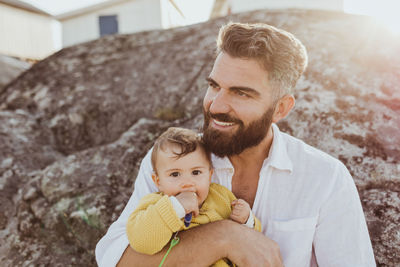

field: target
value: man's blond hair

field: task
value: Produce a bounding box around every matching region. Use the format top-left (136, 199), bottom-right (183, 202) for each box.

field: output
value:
top-left (217, 22), bottom-right (308, 98)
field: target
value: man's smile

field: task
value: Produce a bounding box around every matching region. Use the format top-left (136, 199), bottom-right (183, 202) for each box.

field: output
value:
top-left (212, 119), bottom-right (235, 127)
top-left (205, 110), bottom-right (242, 131)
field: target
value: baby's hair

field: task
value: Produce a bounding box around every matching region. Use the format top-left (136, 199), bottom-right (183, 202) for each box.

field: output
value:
top-left (151, 127), bottom-right (211, 173)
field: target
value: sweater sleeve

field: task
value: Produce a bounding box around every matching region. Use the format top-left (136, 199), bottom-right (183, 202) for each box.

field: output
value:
top-left (126, 193), bottom-right (184, 255)
top-left (253, 215), bottom-right (262, 232)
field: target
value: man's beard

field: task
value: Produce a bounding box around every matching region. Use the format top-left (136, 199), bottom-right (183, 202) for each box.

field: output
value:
top-left (202, 107), bottom-right (275, 158)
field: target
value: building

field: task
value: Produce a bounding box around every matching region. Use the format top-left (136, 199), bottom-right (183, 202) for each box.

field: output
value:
top-left (0, 0), bottom-right (215, 59)
top-left (57, 0), bottom-right (215, 48)
top-left (0, 0), bottom-right (61, 60)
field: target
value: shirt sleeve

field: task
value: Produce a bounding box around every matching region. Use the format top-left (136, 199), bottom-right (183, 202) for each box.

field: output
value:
top-left (313, 162), bottom-right (376, 266)
top-left (95, 149), bottom-right (159, 267)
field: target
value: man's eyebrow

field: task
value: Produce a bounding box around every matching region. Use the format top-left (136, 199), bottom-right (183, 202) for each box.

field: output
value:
top-left (206, 77), bottom-right (260, 97)
top-left (206, 77), bottom-right (218, 85)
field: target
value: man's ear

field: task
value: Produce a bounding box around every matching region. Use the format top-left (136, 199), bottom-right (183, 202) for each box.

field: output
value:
top-left (272, 94), bottom-right (295, 123)
top-left (152, 173), bottom-right (160, 187)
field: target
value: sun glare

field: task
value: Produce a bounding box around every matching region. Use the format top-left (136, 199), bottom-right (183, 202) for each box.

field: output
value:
top-left (344, 0), bottom-right (400, 35)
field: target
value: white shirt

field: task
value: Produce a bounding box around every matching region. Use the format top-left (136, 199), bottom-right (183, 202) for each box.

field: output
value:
top-left (95, 124), bottom-right (375, 267)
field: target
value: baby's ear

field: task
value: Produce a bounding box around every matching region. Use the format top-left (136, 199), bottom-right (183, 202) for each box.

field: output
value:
top-left (152, 173), bottom-right (160, 187)
top-left (209, 169), bottom-right (213, 182)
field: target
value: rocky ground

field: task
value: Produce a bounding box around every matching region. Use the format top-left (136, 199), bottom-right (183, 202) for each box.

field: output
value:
top-left (0, 9), bottom-right (399, 266)
top-left (0, 55), bottom-right (31, 89)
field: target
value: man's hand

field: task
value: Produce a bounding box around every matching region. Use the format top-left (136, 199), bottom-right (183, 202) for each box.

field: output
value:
top-left (224, 220), bottom-right (284, 267)
top-left (175, 191), bottom-right (199, 216)
top-left (230, 199), bottom-right (251, 224)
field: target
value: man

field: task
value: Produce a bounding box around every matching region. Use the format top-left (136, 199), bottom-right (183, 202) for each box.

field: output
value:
top-left (96, 22), bottom-right (375, 267)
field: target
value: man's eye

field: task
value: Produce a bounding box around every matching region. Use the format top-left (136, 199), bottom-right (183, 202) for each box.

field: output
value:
top-left (208, 81), bottom-right (218, 89)
top-left (236, 91), bottom-right (248, 97)
top-left (170, 172), bottom-right (180, 177)
top-left (192, 170), bottom-right (201, 175)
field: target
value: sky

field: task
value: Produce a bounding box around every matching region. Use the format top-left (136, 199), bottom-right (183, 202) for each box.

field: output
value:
top-left (20, 0), bottom-right (109, 15)
top-left (20, 0), bottom-right (400, 34)
top-left (344, 0), bottom-right (400, 34)
top-left (19, 0), bottom-right (400, 16)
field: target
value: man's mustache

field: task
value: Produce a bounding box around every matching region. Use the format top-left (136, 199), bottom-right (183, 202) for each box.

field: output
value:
top-left (206, 111), bottom-right (242, 124)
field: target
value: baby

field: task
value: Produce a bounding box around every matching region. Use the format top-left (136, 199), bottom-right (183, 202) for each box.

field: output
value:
top-left (126, 127), bottom-right (261, 266)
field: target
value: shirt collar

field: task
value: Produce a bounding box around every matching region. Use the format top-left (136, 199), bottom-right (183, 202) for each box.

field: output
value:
top-left (267, 123), bottom-right (293, 172)
top-left (211, 123), bottom-right (293, 173)
top-left (211, 153), bottom-right (233, 170)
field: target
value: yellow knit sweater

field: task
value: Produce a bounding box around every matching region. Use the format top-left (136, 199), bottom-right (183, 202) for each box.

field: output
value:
top-left (126, 183), bottom-right (262, 267)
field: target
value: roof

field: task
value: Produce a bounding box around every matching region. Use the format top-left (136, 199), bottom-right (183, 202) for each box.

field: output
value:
top-left (0, 0), bottom-right (52, 16)
top-left (56, 0), bottom-right (131, 21)
top-left (56, 0), bottom-right (184, 21)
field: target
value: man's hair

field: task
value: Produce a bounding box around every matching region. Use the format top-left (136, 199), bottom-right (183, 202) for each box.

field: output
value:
top-left (216, 22), bottom-right (308, 97)
top-left (151, 127), bottom-right (211, 173)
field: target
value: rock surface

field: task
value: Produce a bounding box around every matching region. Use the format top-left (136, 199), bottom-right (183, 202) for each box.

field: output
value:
top-left (0, 9), bottom-right (399, 266)
top-left (0, 55), bottom-right (31, 90)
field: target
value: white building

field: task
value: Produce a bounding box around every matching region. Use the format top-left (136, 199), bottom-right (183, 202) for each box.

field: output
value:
top-left (0, 0), bottom-right (215, 59)
top-left (0, 0), bottom-right (61, 60)
top-left (57, 0), bottom-right (215, 48)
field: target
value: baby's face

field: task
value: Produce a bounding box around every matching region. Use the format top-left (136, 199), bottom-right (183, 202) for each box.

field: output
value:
top-left (154, 145), bottom-right (212, 207)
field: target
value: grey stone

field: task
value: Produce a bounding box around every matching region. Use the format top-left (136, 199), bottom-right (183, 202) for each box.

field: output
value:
top-left (0, 9), bottom-right (398, 266)
top-left (0, 55), bottom-right (31, 89)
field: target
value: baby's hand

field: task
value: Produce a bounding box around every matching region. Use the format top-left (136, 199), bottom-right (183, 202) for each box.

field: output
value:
top-left (175, 191), bottom-right (199, 217)
top-left (230, 199), bottom-right (251, 224)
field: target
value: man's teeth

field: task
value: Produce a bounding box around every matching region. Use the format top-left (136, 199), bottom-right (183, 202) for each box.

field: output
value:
top-left (213, 119), bottom-right (234, 126)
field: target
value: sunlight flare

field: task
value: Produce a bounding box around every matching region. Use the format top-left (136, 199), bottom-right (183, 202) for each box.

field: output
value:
top-left (345, 0), bottom-right (400, 35)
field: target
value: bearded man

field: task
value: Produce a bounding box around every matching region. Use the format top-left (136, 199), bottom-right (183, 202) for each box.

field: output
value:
top-left (96, 22), bottom-right (375, 267)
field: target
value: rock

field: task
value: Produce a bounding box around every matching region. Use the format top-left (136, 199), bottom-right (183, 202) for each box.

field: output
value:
top-left (0, 55), bottom-right (31, 90)
top-left (360, 181), bottom-right (400, 265)
top-left (0, 9), bottom-right (399, 266)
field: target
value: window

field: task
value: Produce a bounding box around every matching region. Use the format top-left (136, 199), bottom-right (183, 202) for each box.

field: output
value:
top-left (99, 15), bottom-right (119, 36)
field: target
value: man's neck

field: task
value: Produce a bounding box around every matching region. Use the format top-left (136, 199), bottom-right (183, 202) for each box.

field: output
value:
top-left (228, 126), bottom-right (274, 173)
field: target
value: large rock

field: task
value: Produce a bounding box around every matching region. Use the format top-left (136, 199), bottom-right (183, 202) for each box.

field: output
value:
top-left (0, 9), bottom-right (399, 266)
top-left (0, 55), bottom-right (31, 90)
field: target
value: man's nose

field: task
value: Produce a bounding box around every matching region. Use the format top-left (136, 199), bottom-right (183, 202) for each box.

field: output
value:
top-left (208, 89), bottom-right (231, 114)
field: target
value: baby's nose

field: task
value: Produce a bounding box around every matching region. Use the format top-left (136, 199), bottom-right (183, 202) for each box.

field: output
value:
top-left (181, 181), bottom-right (195, 190)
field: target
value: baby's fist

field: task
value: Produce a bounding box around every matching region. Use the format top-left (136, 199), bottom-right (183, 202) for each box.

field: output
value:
top-left (230, 199), bottom-right (251, 224)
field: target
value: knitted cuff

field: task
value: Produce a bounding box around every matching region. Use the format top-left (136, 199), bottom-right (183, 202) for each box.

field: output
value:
top-left (155, 195), bottom-right (183, 232)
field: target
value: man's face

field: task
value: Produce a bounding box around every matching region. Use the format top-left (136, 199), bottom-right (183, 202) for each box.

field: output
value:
top-left (202, 52), bottom-right (277, 157)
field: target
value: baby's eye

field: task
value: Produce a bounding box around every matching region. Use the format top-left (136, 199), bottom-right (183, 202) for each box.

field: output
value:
top-left (192, 170), bottom-right (201, 175)
top-left (170, 172), bottom-right (180, 177)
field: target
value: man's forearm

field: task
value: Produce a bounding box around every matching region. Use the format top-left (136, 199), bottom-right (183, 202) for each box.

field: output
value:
top-left (117, 219), bottom-right (283, 267)
top-left (117, 220), bottom-right (230, 267)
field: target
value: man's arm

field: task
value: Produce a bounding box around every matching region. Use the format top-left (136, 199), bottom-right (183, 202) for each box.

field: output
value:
top-left (313, 162), bottom-right (375, 266)
top-left (118, 219), bottom-right (283, 267)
